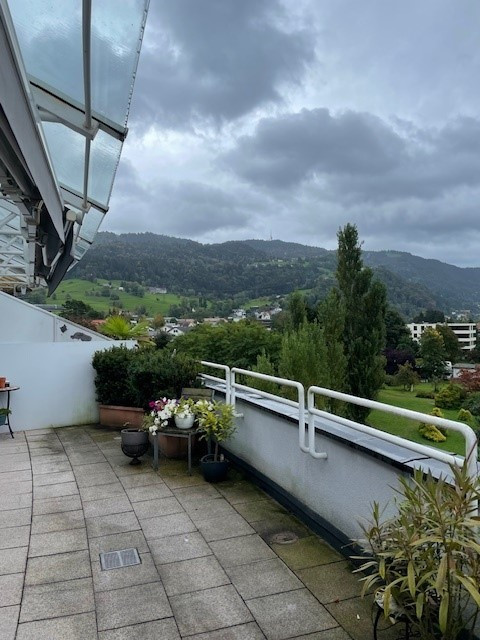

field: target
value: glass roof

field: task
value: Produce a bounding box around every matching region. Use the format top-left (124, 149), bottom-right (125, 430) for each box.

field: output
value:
top-left (0, 0), bottom-right (149, 292)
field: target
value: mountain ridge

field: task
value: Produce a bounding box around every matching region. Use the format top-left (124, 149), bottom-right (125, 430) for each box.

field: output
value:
top-left (68, 233), bottom-right (480, 317)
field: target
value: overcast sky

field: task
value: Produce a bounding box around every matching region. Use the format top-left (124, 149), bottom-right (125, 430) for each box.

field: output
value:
top-left (105, 0), bottom-right (480, 267)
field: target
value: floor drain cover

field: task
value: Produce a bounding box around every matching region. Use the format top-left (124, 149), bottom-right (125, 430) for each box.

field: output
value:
top-left (99, 548), bottom-right (141, 571)
top-left (270, 531), bottom-right (299, 545)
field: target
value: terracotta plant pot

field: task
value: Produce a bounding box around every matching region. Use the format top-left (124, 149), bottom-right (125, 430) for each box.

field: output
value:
top-left (158, 434), bottom-right (190, 458)
top-left (0, 378), bottom-right (5, 389)
top-left (99, 405), bottom-right (144, 430)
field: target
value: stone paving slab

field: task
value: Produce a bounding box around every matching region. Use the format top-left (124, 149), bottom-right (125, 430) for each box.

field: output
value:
top-left (297, 560), bottom-right (363, 604)
top-left (98, 618), bottom-right (180, 640)
top-left (0, 547), bottom-right (28, 575)
top-left (0, 525), bottom-right (30, 548)
top-left (16, 612), bottom-right (98, 640)
top-left (88, 530), bottom-right (150, 557)
top-left (170, 584), bottom-right (253, 636)
top-left (148, 531), bottom-right (213, 565)
top-left (225, 558), bottom-right (303, 600)
top-left (32, 470), bottom-right (75, 486)
top-left (79, 482), bottom-right (127, 501)
top-left (31, 509), bottom-right (85, 535)
top-left (19, 577), bottom-right (95, 623)
top-left (210, 534), bottom-right (277, 568)
top-left (83, 495), bottom-right (132, 519)
top-left (95, 581), bottom-right (172, 631)
top-left (86, 510), bottom-right (140, 538)
top-left (158, 554), bottom-right (230, 596)
top-left (0, 481), bottom-right (32, 496)
top-left (0, 493), bottom-right (31, 511)
top-left (0, 573), bottom-right (24, 606)
top-left (124, 483), bottom-right (173, 502)
top-left (186, 622), bottom-right (266, 640)
top-left (32, 494), bottom-right (82, 515)
top-left (0, 605), bottom-right (20, 640)
top-left (245, 588), bottom-right (339, 640)
top-left (0, 510), bottom-right (31, 530)
top-left (28, 528), bottom-right (88, 557)
top-left (132, 496), bottom-right (184, 520)
top-left (25, 550), bottom-right (92, 586)
top-left (140, 512), bottom-right (196, 540)
top-left (33, 481), bottom-right (78, 500)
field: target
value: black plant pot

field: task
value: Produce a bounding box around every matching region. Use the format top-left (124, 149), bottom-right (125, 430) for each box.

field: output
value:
top-left (200, 454), bottom-right (229, 482)
top-left (121, 429), bottom-right (149, 465)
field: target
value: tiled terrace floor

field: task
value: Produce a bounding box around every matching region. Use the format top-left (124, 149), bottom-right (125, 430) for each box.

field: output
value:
top-left (0, 426), bottom-right (397, 640)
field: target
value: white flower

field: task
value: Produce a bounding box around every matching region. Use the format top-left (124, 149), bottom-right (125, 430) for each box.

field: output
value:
top-left (149, 425), bottom-right (158, 434)
top-left (154, 417), bottom-right (160, 426)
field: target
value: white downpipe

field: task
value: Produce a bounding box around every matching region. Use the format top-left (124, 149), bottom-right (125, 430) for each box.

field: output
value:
top-left (230, 368), bottom-right (310, 455)
top-left (200, 361), bottom-right (231, 405)
top-left (308, 386), bottom-right (478, 480)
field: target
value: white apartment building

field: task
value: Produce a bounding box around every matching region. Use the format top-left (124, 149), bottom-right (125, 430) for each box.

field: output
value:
top-left (407, 322), bottom-right (477, 351)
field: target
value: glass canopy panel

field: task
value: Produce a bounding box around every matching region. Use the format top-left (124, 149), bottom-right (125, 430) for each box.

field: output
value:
top-left (78, 208), bottom-right (104, 243)
top-left (10, 0), bottom-right (148, 127)
top-left (42, 123), bottom-right (122, 207)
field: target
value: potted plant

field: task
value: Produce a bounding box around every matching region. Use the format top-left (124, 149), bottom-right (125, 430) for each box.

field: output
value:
top-left (144, 398), bottom-right (188, 458)
top-left (196, 401), bottom-right (236, 482)
top-left (92, 346), bottom-right (142, 429)
top-left (174, 398), bottom-right (196, 429)
top-left (355, 464), bottom-right (480, 640)
top-left (0, 408), bottom-right (11, 426)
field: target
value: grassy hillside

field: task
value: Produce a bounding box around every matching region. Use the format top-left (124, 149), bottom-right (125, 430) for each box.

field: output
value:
top-left (53, 279), bottom-right (182, 316)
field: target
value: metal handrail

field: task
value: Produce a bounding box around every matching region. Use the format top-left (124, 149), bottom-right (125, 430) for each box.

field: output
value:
top-left (200, 361), bottom-right (231, 404)
top-left (230, 367), bottom-right (313, 455)
top-left (308, 386), bottom-right (478, 479)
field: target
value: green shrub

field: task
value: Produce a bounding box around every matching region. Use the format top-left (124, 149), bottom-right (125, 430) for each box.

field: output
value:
top-left (92, 346), bottom-right (200, 409)
top-left (434, 383), bottom-right (466, 409)
top-left (462, 391), bottom-right (480, 416)
top-left (457, 408), bottom-right (473, 424)
top-left (129, 350), bottom-right (200, 408)
top-left (415, 390), bottom-right (435, 399)
top-left (384, 374), bottom-right (396, 387)
top-left (419, 407), bottom-right (447, 442)
top-left (92, 346), bottom-right (137, 406)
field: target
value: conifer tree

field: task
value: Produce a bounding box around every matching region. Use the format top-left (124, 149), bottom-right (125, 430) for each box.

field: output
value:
top-left (335, 224), bottom-right (387, 422)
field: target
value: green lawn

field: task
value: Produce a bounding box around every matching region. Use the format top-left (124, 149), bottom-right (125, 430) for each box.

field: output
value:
top-left (52, 279), bottom-right (183, 316)
top-left (368, 383), bottom-right (469, 456)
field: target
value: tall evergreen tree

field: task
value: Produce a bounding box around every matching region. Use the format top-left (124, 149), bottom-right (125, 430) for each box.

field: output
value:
top-left (317, 289), bottom-right (346, 413)
top-left (335, 224), bottom-right (387, 422)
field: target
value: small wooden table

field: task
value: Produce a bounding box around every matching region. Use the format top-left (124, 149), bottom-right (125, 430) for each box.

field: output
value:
top-left (0, 386), bottom-right (19, 438)
top-left (151, 426), bottom-right (198, 475)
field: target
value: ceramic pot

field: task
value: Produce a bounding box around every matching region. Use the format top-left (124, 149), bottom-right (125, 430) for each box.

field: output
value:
top-left (174, 414), bottom-right (195, 429)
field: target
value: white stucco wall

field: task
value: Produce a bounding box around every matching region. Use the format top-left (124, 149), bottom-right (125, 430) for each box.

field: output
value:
top-left (222, 398), bottom-right (409, 542)
top-left (0, 340), bottom-right (136, 432)
top-left (0, 291), bottom-right (111, 343)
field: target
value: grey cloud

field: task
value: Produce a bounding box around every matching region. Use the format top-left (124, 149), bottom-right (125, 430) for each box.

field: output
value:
top-left (223, 109), bottom-right (480, 203)
top-left (108, 174), bottom-right (252, 238)
top-left (130, 0), bottom-right (315, 128)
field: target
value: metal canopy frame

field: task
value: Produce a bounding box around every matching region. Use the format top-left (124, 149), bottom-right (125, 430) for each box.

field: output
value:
top-left (0, 0), bottom-right (148, 293)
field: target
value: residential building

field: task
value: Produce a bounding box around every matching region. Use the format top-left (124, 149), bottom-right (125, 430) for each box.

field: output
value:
top-left (407, 322), bottom-right (476, 351)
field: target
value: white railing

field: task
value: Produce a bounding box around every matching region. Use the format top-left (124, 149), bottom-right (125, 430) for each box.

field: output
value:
top-left (200, 361), bottom-right (231, 404)
top-left (308, 386), bottom-right (478, 479)
top-left (199, 361), bottom-right (478, 482)
top-left (230, 367), bottom-right (321, 456)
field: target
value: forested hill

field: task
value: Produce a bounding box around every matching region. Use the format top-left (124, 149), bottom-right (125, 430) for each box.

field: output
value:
top-left (68, 233), bottom-right (480, 315)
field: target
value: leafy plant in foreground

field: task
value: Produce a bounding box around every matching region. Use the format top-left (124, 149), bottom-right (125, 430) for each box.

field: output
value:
top-left (356, 465), bottom-right (480, 639)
